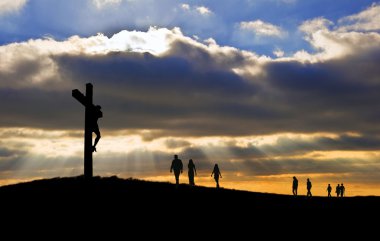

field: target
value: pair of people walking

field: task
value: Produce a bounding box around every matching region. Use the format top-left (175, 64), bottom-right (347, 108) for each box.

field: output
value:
top-left (335, 183), bottom-right (345, 197)
top-left (170, 155), bottom-right (196, 186)
top-left (292, 176), bottom-right (312, 197)
top-left (170, 155), bottom-right (222, 188)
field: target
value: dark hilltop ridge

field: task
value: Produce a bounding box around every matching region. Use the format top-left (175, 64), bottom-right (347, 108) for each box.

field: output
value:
top-left (0, 176), bottom-right (378, 211)
top-left (1, 176), bottom-right (379, 233)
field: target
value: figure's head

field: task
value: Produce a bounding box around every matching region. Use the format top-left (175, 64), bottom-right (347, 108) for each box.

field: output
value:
top-left (189, 159), bottom-right (193, 164)
top-left (174, 154), bottom-right (178, 159)
top-left (293, 176), bottom-right (296, 179)
top-left (307, 178), bottom-right (310, 181)
top-left (341, 183), bottom-right (343, 185)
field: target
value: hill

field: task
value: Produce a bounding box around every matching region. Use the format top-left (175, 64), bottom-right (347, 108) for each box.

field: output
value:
top-left (1, 176), bottom-right (379, 232)
top-left (1, 176), bottom-right (378, 211)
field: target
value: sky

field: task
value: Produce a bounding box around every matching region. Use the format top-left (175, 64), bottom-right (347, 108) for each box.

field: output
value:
top-left (1, 0), bottom-right (380, 196)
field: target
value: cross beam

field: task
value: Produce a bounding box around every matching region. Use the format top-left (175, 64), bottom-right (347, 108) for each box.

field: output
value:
top-left (72, 83), bottom-right (100, 179)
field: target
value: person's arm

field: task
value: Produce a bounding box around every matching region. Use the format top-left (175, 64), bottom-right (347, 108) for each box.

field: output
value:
top-left (180, 161), bottom-right (183, 173)
top-left (219, 171), bottom-right (222, 178)
top-left (194, 166), bottom-right (197, 175)
top-left (170, 161), bottom-right (173, 172)
top-left (211, 170), bottom-right (214, 177)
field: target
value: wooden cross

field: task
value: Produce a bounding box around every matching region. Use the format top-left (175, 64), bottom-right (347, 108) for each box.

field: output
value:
top-left (72, 83), bottom-right (100, 179)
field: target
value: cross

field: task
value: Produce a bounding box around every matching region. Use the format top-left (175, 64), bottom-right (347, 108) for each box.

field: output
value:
top-left (72, 83), bottom-right (101, 179)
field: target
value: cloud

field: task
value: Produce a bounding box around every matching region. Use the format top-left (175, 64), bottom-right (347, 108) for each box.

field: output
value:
top-left (180, 4), bottom-right (213, 16)
top-left (181, 4), bottom-right (190, 10)
top-left (241, 157), bottom-right (380, 176)
top-left (164, 139), bottom-right (191, 149)
top-left (299, 17), bottom-right (333, 34)
top-left (240, 20), bottom-right (285, 37)
top-left (196, 6), bottom-right (212, 16)
top-left (338, 3), bottom-right (380, 32)
top-left (92, 0), bottom-right (122, 9)
top-left (296, 15), bottom-right (380, 62)
top-left (273, 48), bottom-right (284, 57)
top-left (0, 0), bottom-right (27, 16)
top-left (1, 23), bottom-right (380, 137)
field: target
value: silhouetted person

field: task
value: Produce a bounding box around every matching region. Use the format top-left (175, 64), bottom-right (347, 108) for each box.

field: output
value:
top-left (327, 184), bottom-right (332, 197)
top-left (336, 184), bottom-right (341, 197)
top-left (188, 159), bottom-right (197, 186)
top-left (170, 155), bottom-right (183, 186)
top-left (292, 176), bottom-right (298, 196)
top-left (306, 178), bottom-right (312, 197)
top-left (90, 105), bottom-right (103, 152)
top-left (211, 164), bottom-right (222, 188)
top-left (340, 183), bottom-right (345, 197)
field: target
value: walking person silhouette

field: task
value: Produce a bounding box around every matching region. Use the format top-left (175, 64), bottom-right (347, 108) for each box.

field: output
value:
top-left (340, 183), bottom-right (345, 197)
top-left (306, 178), bottom-right (312, 197)
top-left (90, 105), bottom-right (103, 152)
top-left (327, 184), bottom-right (332, 197)
top-left (170, 155), bottom-right (183, 186)
top-left (188, 159), bottom-right (197, 186)
top-left (292, 176), bottom-right (298, 196)
top-left (336, 184), bottom-right (341, 197)
top-left (211, 164), bottom-right (222, 188)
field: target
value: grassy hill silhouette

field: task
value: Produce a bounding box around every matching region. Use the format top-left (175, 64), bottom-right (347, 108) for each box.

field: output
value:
top-left (1, 175), bottom-right (379, 232)
top-left (1, 176), bottom-right (378, 211)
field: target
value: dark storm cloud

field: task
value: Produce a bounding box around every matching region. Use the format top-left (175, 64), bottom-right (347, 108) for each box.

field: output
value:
top-left (261, 52), bottom-right (380, 134)
top-left (1, 29), bottom-right (380, 137)
top-left (0, 88), bottom-right (82, 129)
top-left (50, 39), bottom-right (380, 136)
top-left (0, 147), bottom-right (16, 157)
top-left (241, 158), bottom-right (380, 176)
top-left (260, 134), bottom-right (380, 155)
top-left (174, 134), bottom-right (380, 167)
top-left (164, 139), bottom-right (191, 149)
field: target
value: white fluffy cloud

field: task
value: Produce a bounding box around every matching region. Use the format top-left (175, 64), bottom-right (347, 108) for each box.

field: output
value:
top-left (0, 27), bottom-right (186, 89)
top-left (92, 0), bottom-right (122, 9)
top-left (181, 4), bottom-right (190, 10)
top-left (180, 3), bottom-right (213, 16)
top-left (240, 20), bottom-right (285, 37)
top-left (0, 0), bottom-right (28, 16)
top-left (295, 12), bottom-right (380, 62)
top-left (273, 48), bottom-right (284, 57)
top-left (196, 6), bottom-right (212, 15)
top-left (338, 3), bottom-right (380, 32)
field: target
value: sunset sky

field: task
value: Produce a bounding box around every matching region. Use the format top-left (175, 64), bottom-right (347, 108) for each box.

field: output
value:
top-left (1, 0), bottom-right (380, 196)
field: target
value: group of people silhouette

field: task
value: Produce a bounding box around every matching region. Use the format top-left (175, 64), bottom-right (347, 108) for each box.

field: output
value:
top-left (332, 183), bottom-right (345, 197)
top-left (292, 176), bottom-right (346, 197)
top-left (88, 106), bottom-right (347, 195)
top-left (170, 155), bottom-right (222, 188)
top-left (81, 85), bottom-right (354, 198)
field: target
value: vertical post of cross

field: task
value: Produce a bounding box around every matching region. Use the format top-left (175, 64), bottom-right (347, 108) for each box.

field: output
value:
top-left (84, 83), bottom-right (93, 179)
top-left (72, 83), bottom-right (97, 180)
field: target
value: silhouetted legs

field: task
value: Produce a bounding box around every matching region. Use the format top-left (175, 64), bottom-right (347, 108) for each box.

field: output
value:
top-left (188, 171), bottom-right (195, 186)
top-left (328, 191), bottom-right (331, 197)
top-left (92, 126), bottom-right (101, 152)
top-left (292, 187), bottom-right (297, 196)
top-left (307, 189), bottom-right (312, 197)
top-left (174, 171), bottom-right (180, 186)
top-left (215, 176), bottom-right (219, 188)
